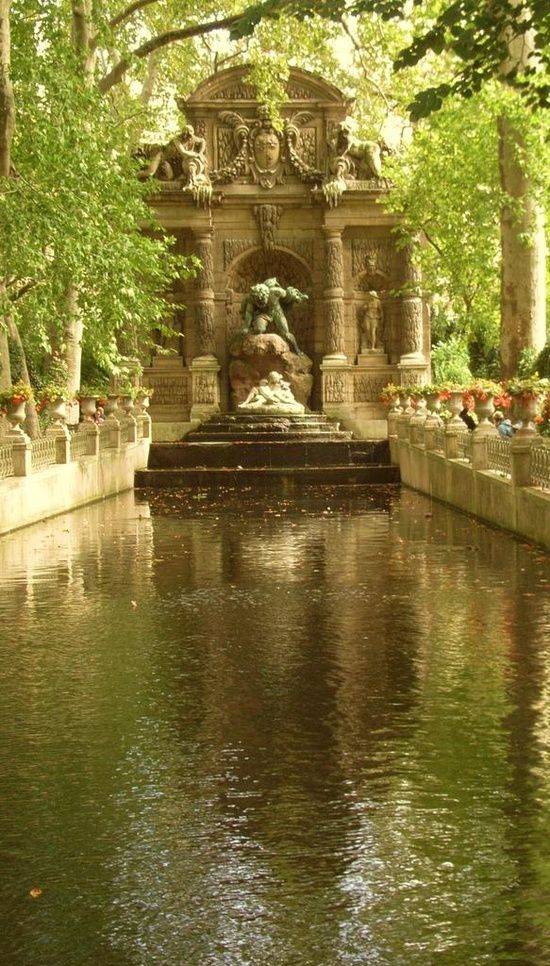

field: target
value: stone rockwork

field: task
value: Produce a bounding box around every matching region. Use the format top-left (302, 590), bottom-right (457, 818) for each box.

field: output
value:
top-left (229, 332), bottom-right (313, 409)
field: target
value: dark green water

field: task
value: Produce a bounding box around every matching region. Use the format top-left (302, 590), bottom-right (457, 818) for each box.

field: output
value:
top-left (0, 486), bottom-right (549, 965)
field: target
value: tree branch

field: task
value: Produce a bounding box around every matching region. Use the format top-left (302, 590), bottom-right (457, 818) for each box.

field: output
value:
top-left (98, 11), bottom-right (248, 94)
top-left (8, 278), bottom-right (39, 302)
top-left (421, 225), bottom-right (443, 256)
top-left (340, 17), bottom-right (392, 112)
top-left (109, 0), bottom-right (160, 31)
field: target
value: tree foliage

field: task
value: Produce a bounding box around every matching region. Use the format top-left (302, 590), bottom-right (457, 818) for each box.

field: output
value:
top-left (231, 0), bottom-right (549, 117)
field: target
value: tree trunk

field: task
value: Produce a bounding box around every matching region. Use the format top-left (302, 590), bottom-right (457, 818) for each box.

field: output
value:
top-left (498, 116), bottom-right (546, 377)
top-left (0, 3), bottom-right (14, 395)
top-left (64, 282), bottom-right (83, 395)
top-left (71, 0), bottom-right (96, 81)
top-left (6, 316), bottom-right (40, 438)
top-left (0, 0), bottom-right (14, 178)
top-left (0, 327), bottom-right (10, 390)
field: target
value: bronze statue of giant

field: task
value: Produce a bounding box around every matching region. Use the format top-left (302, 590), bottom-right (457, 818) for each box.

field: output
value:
top-left (237, 277), bottom-right (307, 354)
top-left (229, 277), bottom-right (313, 410)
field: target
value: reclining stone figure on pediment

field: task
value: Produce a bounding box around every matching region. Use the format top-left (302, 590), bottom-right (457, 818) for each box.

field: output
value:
top-left (323, 117), bottom-right (388, 207)
top-left (137, 124), bottom-right (212, 207)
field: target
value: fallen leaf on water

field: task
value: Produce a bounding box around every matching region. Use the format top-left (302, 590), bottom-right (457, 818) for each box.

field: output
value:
top-left (29, 888), bottom-right (42, 899)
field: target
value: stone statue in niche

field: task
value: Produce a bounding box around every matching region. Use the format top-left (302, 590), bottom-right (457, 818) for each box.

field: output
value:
top-left (359, 291), bottom-right (383, 351)
top-left (239, 371), bottom-right (305, 414)
top-left (137, 124), bottom-right (212, 206)
top-left (324, 117), bottom-right (385, 207)
top-left (237, 277), bottom-right (307, 355)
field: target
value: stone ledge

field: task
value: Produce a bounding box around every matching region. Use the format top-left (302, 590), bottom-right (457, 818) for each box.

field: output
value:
top-left (396, 438), bottom-right (550, 549)
top-left (0, 440), bottom-right (150, 537)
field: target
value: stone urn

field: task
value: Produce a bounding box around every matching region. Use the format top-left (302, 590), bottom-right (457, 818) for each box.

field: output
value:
top-left (398, 392), bottom-right (412, 414)
top-left (514, 392), bottom-right (540, 438)
top-left (79, 395), bottom-right (97, 422)
top-left (120, 395), bottom-right (135, 416)
top-left (5, 399), bottom-right (27, 436)
top-left (47, 397), bottom-right (67, 429)
top-left (409, 397), bottom-right (428, 443)
top-left (104, 395), bottom-right (120, 419)
top-left (424, 392), bottom-right (443, 426)
top-left (389, 395), bottom-right (402, 416)
top-left (135, 392), bottom-right (150, 415)
top-left (447, 390), bottom-right (465, 430)
top-left (473, 393), bottom-right (497, 435)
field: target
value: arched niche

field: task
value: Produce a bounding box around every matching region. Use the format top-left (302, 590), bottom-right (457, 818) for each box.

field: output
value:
top-left (225, 247), bottom-right (314, 356)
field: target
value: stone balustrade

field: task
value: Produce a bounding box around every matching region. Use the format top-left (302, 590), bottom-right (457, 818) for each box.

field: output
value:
top-left (0, 414), bottom-right (151, 536)
top-left (389, 410), bottom-right (550, 548)
top-left (0, 415), bottom-right (150, 480)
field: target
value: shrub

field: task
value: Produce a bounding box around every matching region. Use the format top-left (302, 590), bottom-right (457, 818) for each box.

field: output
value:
top-left (431, 336), bottom-right (472, 384)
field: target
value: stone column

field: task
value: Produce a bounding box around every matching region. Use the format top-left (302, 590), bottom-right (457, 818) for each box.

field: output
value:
top-left (322, 228), bottom-right (346, 361)
top-left (189, 228), bottom-right (220, 421)
top-left (193, 228), bottom-right (216, 359)
top-left (321, 228), bottom-right (351, 417)
top-left (397, 244), bottom-right (427, 384)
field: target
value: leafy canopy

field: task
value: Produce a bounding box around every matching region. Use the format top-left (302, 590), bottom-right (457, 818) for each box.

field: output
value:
top-left (231, 0), bottom-right (550, 117)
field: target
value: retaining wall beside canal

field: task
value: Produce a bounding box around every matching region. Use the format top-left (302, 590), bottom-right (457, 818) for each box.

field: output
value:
top-left (390, 413), bottom-right (550, 549)
top-left (0, 418), bottom-right (150, 536)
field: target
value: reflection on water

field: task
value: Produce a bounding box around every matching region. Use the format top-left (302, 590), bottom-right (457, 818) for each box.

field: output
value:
top-left (0, 488), bottom-right (549, 965)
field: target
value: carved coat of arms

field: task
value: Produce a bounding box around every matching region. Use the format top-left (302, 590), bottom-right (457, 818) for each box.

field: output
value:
top-left (212, 105), bottom-right (322, 190)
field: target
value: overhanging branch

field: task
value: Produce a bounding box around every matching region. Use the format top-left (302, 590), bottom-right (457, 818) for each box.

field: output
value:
top-left (98, 11), bottom-right (247, 93)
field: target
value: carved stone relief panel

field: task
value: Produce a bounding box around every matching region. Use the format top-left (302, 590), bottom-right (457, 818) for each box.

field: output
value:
top-left (217, 83), bottom-right (257, 100)
top-left (195, 372), bottom-right (217, 404)
top-left (324, 371), bottom-right (347, 403)
top-left (147, 373), bottom-right (189, 407)
top-left (353, 373), bottom-right (389, 403)
top-left (216, 126), bottom-right (236, 170)
top-left (253, 204), bottom-right (283, 251)
top-left (223, 239), bottom-right (255, 269)
top-left (299, 128), bottom-right (318, 168)
top-left (223, 236), bottom-right (314, 271)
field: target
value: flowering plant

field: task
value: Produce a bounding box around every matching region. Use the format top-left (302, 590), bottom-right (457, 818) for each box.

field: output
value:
top-left (118, 384), bottom-right (140, 400)
top-left (39, 381), bottom-right (72, 405)
top-left (0, 381), bottom-right (33, 413)
top-left (379, 383), bottom-right (400, 405)
top-left (77, 383), bottom-right (108, 399)
top-left (493, 391), bottom-right (512, 410)
top-left (505, 375), bottom-right (550, 398)
top-left (136, 386), bottom-right (154, 398)
top-left (467, 379), bottom-right (502, 401)
top-left (436, 381), bottom-right (464, 400)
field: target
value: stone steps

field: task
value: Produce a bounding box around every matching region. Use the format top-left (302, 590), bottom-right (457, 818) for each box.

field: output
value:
top-left (148, 439), bottom-right (390, 469)
top-left (137, 412), bottom-right (397, 488)
top-left (136, 465), bottom-right (400, 488)
top-left (185, 431), bottom-right (350, 443)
